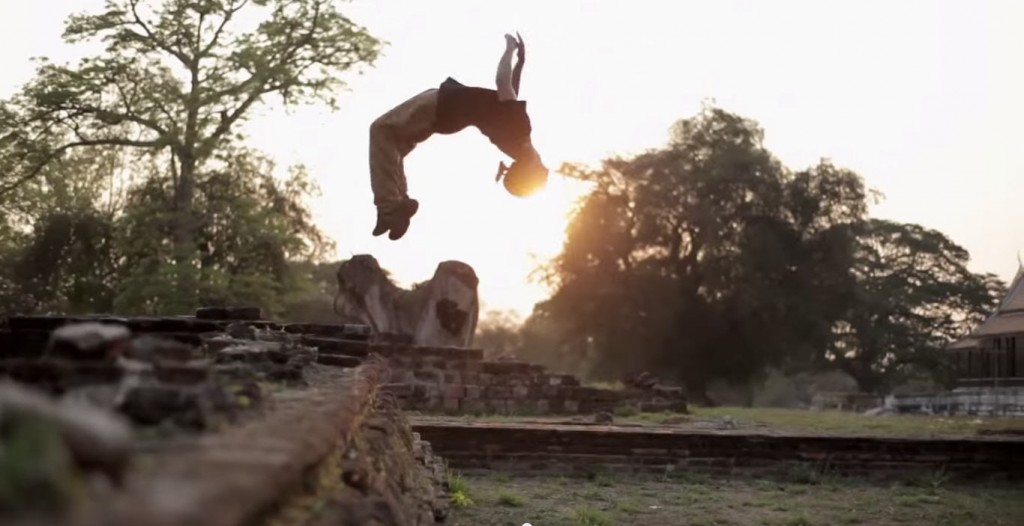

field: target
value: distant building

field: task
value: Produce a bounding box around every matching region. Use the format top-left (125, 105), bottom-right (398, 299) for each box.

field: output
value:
top-left (948, 263), bottom-right (1024, 387)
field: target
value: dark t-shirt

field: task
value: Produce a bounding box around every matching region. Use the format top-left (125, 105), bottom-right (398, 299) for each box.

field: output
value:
top-left (433, 77), bottom-right (533, 160)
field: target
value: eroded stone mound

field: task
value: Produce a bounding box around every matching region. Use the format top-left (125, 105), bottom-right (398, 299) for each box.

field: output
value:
top-left (334, 254), bottom-right (479, 348)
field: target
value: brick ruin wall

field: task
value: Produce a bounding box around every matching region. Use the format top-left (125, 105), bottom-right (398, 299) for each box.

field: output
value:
top-left (0, 314), bottom-right (451, 526)
top-left (414, 422), bottom-right (1024, 483)
top-left (367, 343), bottom-right (687, 416)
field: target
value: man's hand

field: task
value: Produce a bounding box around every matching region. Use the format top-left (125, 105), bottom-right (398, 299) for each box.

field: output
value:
top-left (496, 161), bottom-right (509, 182)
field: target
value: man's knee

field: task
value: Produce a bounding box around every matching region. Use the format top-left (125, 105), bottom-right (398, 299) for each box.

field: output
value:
top-left (369, 117), bottom-right (389, 140)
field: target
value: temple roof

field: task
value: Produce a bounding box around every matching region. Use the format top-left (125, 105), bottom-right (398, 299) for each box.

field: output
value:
top-left (972, 263), bottom-right (1024, 337)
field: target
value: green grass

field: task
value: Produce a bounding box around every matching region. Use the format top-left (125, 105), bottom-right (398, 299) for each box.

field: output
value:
top-left (687, 406), bottom-right (1024, 437)
top-left (496, 490), bottom-right (525, 507)
top-left (446, 472), bottom-right (1024, 526)
top-left (448, 471), bottom-right (474, 508)
top-left (571, 506), bottom-right (616, 526)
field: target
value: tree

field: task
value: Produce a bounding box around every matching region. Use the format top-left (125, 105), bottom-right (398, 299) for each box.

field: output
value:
top-left (0, 146), bottom-right (131, 315)
top-left (112, 147), bottom-right (333, 315)
top-left (1, 0), bottom-right (382, 307)
top-left (533, 104), bottom-right (872, 402)
top-left (474, 309), bottom-right (524, 358)
top-left (825, 219), bottom-right (1004, 393)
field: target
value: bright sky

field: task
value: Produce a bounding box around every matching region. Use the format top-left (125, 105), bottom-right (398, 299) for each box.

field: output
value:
top-left (2, 1), bottom-right (1023, 319)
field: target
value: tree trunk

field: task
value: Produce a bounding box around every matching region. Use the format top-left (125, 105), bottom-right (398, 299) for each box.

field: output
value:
top-left (172, 152), bottom-right (197, 313)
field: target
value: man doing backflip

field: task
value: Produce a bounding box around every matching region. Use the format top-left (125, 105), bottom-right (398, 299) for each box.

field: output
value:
top-left (367, 33), bottom-right (549, 240)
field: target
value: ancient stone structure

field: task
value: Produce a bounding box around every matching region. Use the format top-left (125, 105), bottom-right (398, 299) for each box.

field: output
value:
top-left (4, 302), bottom-right (1023, 525)
top-left (374, 344), bottom-right (688, 415)
top-left (415, 420), bottom-right (1024, 482)
top-left (334, 255), bottom-right (479, 348)
top-left (0, 312), bottom-right (448, 525)
top-left (891, 387), bottom-right (1024, 417)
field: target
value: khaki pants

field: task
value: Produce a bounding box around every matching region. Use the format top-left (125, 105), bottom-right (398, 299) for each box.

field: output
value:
top-left (368, 89), bottom-right (439, 211)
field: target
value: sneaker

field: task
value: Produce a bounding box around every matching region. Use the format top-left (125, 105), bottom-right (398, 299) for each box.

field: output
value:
top-left (371, 198), bottom-right (419, 240)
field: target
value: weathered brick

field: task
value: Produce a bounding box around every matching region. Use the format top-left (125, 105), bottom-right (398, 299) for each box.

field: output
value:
top-left (442, 384), bottom-right (464, 400)
top-left (462, 372), bottom-right (481, 385)
top-left (413, 369), bottom-right (440, 382)
top-left (442, 397), bottom-right (460, 413)
top-left (382, 383), bottom-right (413, 397)
top-left (486, 386), bottom-right (511, 399)
top-left (464, 385), bottom-right (482, 400)
top-left (512, 385), bottom-right (529, 399)
top-left (563, 399), bottom-right (580, 413)
top-left (486, 399), bottom-right (508, 413)
top-left (461, 399), bottom-right (486, 414)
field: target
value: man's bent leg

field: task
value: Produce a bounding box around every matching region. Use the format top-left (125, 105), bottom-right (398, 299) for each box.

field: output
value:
top-left (367, 90), bottom-right (438, 239)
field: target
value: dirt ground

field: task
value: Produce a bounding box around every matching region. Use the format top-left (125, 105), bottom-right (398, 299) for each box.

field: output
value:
top-left (446, 471), bottom-right (1024, 526)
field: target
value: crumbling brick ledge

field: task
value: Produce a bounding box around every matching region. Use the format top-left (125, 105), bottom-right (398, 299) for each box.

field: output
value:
top-left (9, 360), bottom-right (421, 526)
top-left (412, 421), bottom-right (1024, 483)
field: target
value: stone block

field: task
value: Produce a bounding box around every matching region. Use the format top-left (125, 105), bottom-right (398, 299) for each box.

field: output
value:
top-left (195, 306), bottom-right (263, 320)
top-left (382, 383), bottom-right (414, 398)
top-left (154, 362), bottom-right (210, 385)
top-left (47, 323), bottom-right (132, 362)
top-left (128, 335), bottom-right (197, 363)
top-left (512, 385), bottom-right (529, 399)
top-left (461, 399), bottom-right (486, 414)
top-left (486, 399), bottom-right (508, 413)
top-left (442, 384), bottom-right (464, 400)
top-left (318, 354), bottom-right (362, 368)
top-left (442, 397), bottom-right (460, 413)
top-left (464, 385), bottom-right (482, 400)
top-left (486, 386), bottom-right (512, 399)
top-left (442, 372), bottom-right (462, 384)
top-left (462, 372), bottom-right (481, 385)
top-left (563, 399), bottom-right (580, 413)
top-left (413, 369), bottom-right (441, 382)
top-left (502, 374), bottom-right (522, 387)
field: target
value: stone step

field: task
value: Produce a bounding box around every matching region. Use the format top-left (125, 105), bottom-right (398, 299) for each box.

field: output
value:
top-left (413, 421), bottom-right (1024, 482)
top-left (317, 354), bottom-right (364, 369)
top-left (299, 336), bottom-right (370, 357)
top-left (3, 315), bottom-right (373, 342)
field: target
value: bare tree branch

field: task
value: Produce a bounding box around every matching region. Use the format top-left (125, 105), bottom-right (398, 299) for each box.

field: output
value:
top-left (0, 137), bottom-right (163, 198)
top-left (128, 0), bottom-right (192, 66)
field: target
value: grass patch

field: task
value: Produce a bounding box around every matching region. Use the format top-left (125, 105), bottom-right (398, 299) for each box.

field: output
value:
top-left (571, 506), bottom-right (616, 525)
top-left (496, 490), bottom-right (525, 507)
top-left (446, 472), bottom-right (1024, 526)
top-left (448, 471), bottom-right (474, 508)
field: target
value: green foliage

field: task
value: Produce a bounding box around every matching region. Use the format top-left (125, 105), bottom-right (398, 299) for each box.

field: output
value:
top-left (526, 103), bottom-right (1002, 399)
top-left (475, 309), bottom-right (524, 358)
top-left (449, 471), bottom-right (475, 508)
top-left (825, 219), bottom-right (1003, 392)
top-left (0, 0), bottom-right (381, 313)
top-left (0, 417), bottom-right (83, 513)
